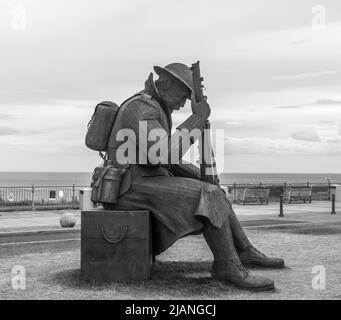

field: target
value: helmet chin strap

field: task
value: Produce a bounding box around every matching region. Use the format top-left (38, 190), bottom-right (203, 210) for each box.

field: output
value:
top-left (166, 101), bottom-right (175, 113)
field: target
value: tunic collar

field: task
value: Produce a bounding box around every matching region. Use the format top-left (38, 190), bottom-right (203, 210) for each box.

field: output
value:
top-left (143, 73), bottom-right (172, 131)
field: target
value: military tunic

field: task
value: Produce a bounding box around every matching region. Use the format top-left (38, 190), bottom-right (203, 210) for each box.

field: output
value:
top-left (106, 74), bottom-right (232, 255)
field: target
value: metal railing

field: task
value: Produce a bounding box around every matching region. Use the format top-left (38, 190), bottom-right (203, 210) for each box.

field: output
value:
top-left (0, 185), bottom-right (89, 210)
top-left (0, 180), bottom-right (339, 210)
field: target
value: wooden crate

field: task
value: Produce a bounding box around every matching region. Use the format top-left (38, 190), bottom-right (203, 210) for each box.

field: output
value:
top-left (81, 209), bottom-right (152, 281)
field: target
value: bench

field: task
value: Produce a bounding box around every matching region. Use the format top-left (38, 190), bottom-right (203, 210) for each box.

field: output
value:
top-left (235, 188), bottom-right (270, 205)
top-left (284, 186), bottom-right (312, 203)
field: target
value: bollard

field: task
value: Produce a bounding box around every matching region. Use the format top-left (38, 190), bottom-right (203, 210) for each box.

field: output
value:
top-left (331, 194), bottom-right (336, 214)
top-left (279, 194), bottom-right (284, 217)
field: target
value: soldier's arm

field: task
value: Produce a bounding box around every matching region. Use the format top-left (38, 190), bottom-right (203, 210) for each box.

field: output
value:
top-left (169, 162), bottom-right (201, 180)
top-left (122, 99), bottom-right (206, 166)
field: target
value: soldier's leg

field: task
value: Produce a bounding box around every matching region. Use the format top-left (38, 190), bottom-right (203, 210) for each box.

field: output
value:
top-left (202, 217), bottom-right (274, 291)
top-left (218, 190), bottom-right (257, 251)
top-left (224, 198), bottom-right (285, 268)
top-left (228, 207), bottom-right (252, 251)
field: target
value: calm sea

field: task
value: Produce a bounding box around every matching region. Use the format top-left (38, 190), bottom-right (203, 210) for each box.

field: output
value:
top-left (0, 172), bottom-right (92, 187)
top-left (0, 172), bottom-right (340, 187)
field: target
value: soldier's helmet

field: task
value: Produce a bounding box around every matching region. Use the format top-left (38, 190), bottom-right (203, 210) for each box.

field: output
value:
top-left (154, 63), bottom-right (193, 94)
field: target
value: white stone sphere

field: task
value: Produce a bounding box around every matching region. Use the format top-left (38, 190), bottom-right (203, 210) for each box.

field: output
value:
top-left (60, 212), bottom-right (76, 228)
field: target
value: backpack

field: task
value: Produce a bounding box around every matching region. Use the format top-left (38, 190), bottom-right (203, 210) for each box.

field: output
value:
top-left (85, 101), bottom-right (120, 151)
top-left (85, 97), bottom-right (138, 205)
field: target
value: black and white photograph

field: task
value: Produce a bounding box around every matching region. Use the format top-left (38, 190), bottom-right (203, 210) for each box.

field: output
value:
top-left (0, 0), bottom-right (340, 306)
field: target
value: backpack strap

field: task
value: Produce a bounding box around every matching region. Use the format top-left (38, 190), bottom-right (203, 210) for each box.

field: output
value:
top-left (120, 92), bottom-right (144, 107)
top-left (94, 165), bottom-right (112, 188)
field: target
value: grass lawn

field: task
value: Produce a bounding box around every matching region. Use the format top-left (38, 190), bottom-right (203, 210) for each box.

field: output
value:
top-left (1, 222), bottom-right (340, 300)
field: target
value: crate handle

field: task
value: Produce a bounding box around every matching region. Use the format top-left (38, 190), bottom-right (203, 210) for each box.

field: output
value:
top-left (101, 225), bottom-right (128, 244)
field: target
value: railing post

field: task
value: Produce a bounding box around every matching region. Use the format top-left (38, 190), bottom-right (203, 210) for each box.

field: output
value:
top-left (233, 182), bottom-right (236, 203)
top-left (331, 194), bottom-right (336, 214)
top-left (279, 194), bottom-right (284, 217)
top-left (72, 184), bottom-right (76, 207)
top-left (31, 184), bottom-right (35, 210)
top-left (283, 182), bottom-right (287, 203)
top-left (328, 181), bottom-right (331, 201)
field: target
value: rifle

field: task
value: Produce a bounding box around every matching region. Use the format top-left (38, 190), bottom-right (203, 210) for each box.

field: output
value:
top-left (191, 61), bottom-right (219, 185)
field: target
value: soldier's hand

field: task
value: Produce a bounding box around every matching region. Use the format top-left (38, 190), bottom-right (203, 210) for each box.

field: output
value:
top-left (191, 95), bottom-right (211, 120)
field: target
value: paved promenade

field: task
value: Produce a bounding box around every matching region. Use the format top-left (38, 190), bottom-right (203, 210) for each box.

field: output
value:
top-left (0, 201), bottom-right (340, 234)
top-left (0, 210), bottom-right (81, 233)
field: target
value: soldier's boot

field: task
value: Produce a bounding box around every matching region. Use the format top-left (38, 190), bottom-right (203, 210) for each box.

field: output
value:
top-left (227, 206), bottom-right (285, 269)
top-left (239, 247), bottom-right (285, 269)
top-left (203, 218), bottom-right (275, 291)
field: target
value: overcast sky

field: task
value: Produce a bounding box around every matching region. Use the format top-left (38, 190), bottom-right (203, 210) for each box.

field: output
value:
top-left (1, 0), bottom-right (341, 173)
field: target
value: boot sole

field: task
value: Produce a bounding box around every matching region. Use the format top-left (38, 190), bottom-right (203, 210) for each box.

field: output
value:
top-left (234, 282), bottom-right (275, 292)
top-left (212, 276), bottom-right (275, 292)
top-left (242, 262), bottom-right (285, 269)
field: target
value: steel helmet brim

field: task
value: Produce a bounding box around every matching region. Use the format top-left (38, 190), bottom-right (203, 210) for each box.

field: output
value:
top-left (154, 65), bottom-right (193, 94)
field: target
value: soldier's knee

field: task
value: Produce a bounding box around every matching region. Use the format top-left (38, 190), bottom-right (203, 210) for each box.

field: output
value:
top-left (206, 184), bottom-right (220, 193)
top-left (205, 184), bottom-right (233, 208)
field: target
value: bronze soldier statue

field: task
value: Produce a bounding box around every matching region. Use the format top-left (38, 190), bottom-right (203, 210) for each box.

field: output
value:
top-left (104, 62), bottom-right (285, 291)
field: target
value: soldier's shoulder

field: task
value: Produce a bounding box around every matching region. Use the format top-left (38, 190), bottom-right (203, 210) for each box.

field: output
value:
top-left (124, 93), bottom-right (161, 111)
top-left (122, 93), bottom-right (161, 119)
top-left (127, 93), bottom-right (160, 106)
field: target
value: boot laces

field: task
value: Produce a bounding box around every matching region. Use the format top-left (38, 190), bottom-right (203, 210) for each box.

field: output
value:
top-left (231, 257), bottom-right (250, 276)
